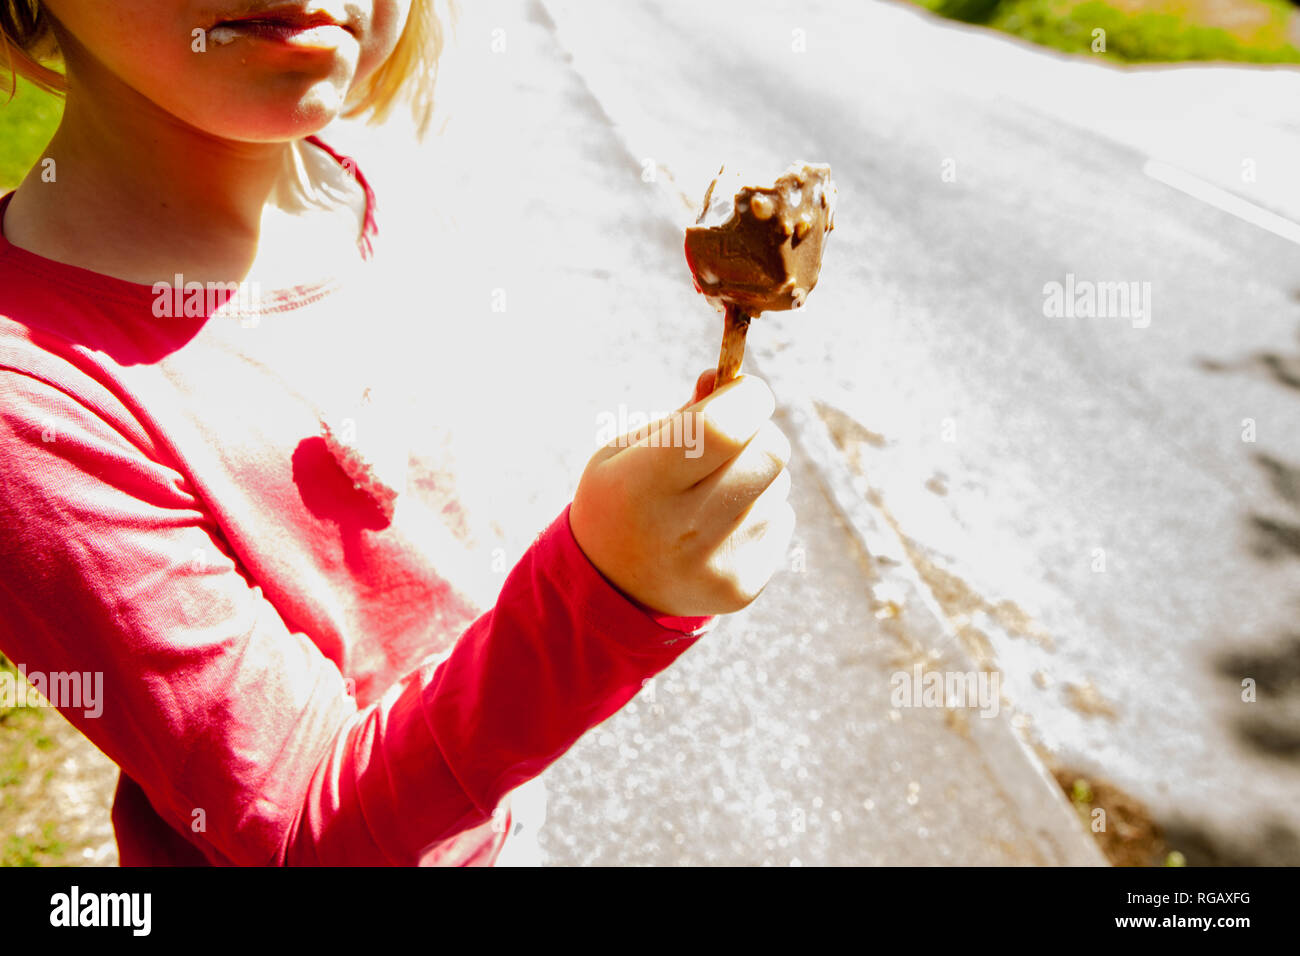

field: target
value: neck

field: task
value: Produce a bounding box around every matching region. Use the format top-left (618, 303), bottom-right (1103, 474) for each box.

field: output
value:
top-left (52, 85), bottom-right (291, 244)
top-left (4, 36), bottom-right (355, 287)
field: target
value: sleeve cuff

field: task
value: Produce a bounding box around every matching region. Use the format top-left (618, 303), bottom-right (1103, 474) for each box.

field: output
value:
top-left (546, 503), bottom-right (717, 645)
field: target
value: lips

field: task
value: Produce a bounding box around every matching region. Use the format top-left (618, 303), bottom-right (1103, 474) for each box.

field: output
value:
top-left (211, 6), bottom-right (354, 35)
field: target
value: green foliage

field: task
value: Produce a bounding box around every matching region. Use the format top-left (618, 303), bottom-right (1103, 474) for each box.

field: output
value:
top-left (0, 74), bottom-right (64, 192)
top-left (912, 0), bottom-right (1300, 64)
top-left (994, 0), bottom-right (1300, 62)
top-left (933, 0), bottom-right (1008, 24)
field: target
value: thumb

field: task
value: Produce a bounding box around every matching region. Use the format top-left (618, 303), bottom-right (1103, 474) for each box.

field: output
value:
top-left (686, 369), bottom-right (717, 407)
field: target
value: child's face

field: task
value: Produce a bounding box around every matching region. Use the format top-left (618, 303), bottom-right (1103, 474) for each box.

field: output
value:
top-left (42, 2), bottom-right (412, 140)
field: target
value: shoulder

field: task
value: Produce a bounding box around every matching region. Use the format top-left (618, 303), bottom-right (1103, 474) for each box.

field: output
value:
top-left (0, 315), bottom-right (165, 465)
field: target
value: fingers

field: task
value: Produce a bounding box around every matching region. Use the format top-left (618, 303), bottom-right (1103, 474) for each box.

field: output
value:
top-left (571, 368), bottom-right (796, 617)
top-left (671, 419), bottom-right (792, 578)
top-left (688, 420), bottom-right (791, 513)
top-left (705, 486), bottom-right (797, 612)
top-left (625, 375), bottom-right (776, 490)
top-left (731, 485), bottom-right (796, 555)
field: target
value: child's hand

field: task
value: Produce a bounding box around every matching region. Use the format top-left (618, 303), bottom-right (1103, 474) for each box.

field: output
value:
top-left (570, 371), bottom-right (795, 617)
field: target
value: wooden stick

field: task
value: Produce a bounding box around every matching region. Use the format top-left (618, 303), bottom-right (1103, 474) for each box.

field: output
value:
top-left (714, 302), bottom-right (752, 390)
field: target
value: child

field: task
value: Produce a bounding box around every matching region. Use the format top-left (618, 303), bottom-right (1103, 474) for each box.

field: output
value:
top-left (0, 1), bottom-right (794, 865)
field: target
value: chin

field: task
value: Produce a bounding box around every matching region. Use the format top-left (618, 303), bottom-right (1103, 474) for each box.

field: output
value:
top-left (183, 84), bottom-right (353, 143)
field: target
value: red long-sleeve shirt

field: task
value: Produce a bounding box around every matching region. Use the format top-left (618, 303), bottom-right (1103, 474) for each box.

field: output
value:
top-left (0, 136), bottom-right (711, 865)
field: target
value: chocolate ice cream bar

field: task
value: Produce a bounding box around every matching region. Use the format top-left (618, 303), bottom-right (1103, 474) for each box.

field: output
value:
top-left (684, 162), bottom-right (835, 387)
top-left (685, 162), bottom-right (834, 314)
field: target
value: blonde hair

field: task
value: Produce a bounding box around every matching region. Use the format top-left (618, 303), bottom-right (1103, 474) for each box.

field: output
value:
top-left (0, 1), bottom-right (451, 139)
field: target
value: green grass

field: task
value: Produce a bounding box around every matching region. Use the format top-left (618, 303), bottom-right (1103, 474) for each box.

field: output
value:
top-left (0, 654), bottom-right (44, 795)
top-left (0, 73), bottom-right (64, 193)
top-left (2, 824), bottom-right (65, 866)
top-left (0, 654), bottom-right (49, 851)
top-left (0, 653), bottom-right (111, 866)
top-left (914, 0), bottom-right (1300, 63)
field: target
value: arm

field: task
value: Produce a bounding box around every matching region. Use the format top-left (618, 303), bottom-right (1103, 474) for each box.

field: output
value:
top-left (0, 369), bottom-right (709, 865)
top-left (290, 500), bottom-right (712, 864)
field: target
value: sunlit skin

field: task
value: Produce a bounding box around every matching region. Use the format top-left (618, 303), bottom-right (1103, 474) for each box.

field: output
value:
top-left (2, 1), bottom-right (795, 618)
top-left (3, 1), bottom-right (409, 286)
top-left (570, 370), bottom-right (796, 618)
